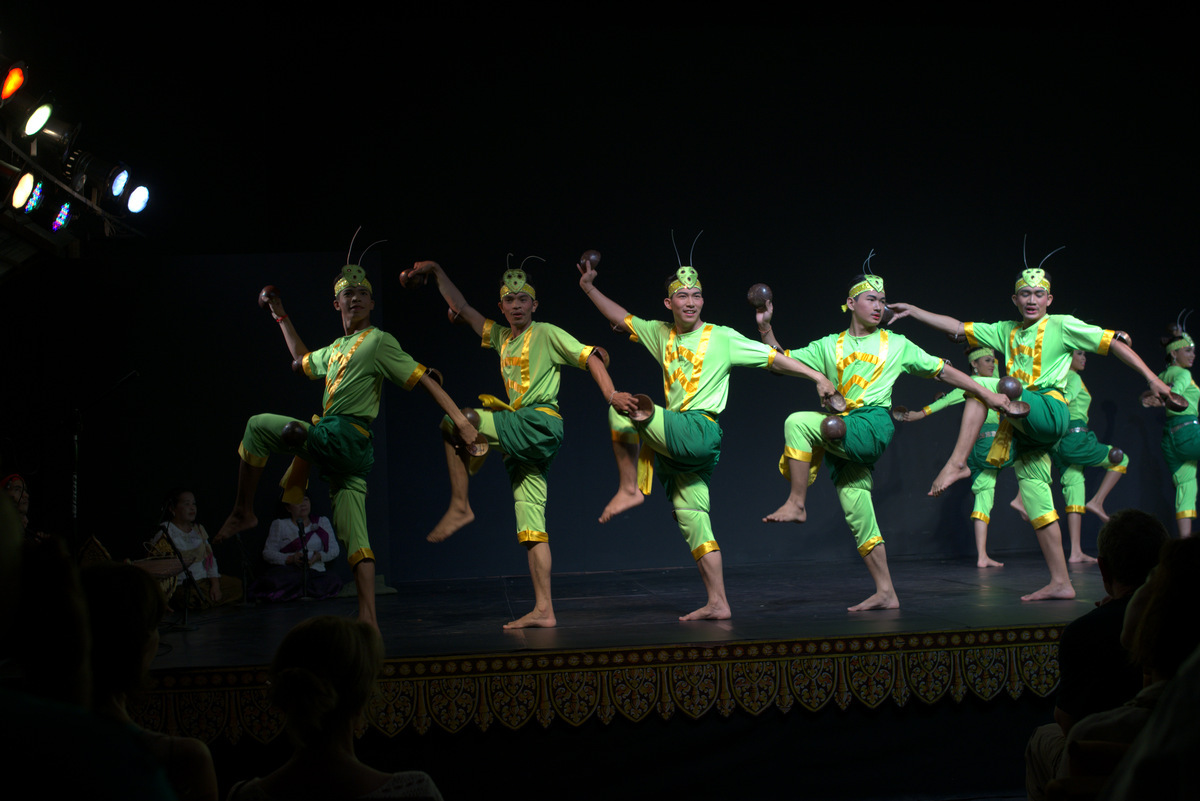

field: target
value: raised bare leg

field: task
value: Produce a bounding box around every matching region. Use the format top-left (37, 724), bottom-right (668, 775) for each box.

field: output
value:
top-left (428, 439), bottom-right (475, 542)
top-left (1065, 511), bottom-right (1096, 563)
top-left (680, 550), bottom-right (731, 621)
top-left (930, 399), bottom-right (987, 496)
top-left (215, 459), bottom-right (264, 542)
top-left (353, 558), bottom-right (378, 630)
top-left (600, 440), bottom-right (643, 523)
top-left (1179, 517), bottom-right (1193, 538)
top-left (1010, 491), bottom-right (1029, 522)
top-left (1022, 521), bottom-right (1076, 601)
top-left (974, 519), bottom-right (1003, 567)
top-left (763, 457), bottom-right (810, 523)
top-left (1084, 469), bottom-right (1122, 524)
top-left (504, 542), bottom-right (557, 629)
top-left (850, 544), bottom-right (899, 611)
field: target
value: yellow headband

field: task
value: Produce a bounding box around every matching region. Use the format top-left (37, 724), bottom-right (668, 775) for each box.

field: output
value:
top-left (1015, 268), bottom-right (1050, 293)
top-left (967, 346), bottom-right (994, 362)
top-left (842, 274), bottom-right (884, 312)
top-left (499, 269), bottom-right (536, 300)
top-left (667, 266), bottom-right (701, 296)
top-left (334, 264), bottom-right (373, 297)
top-left (1167, 333), bottom-right (1195, 353)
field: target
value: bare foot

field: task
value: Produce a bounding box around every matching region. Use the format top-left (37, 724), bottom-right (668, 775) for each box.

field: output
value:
top-left (1085, 499), bottom-right (1110, 523)
top-left (426, 505), bottom-right (474, 543)
top-left (976, 557), bottom-right (1005, 568)
top-left (762, 499), bottom-right (807, 523)
top-left (1069, 552), bottom-right (1098, 564)
top-left (1021, 581), bottom-right (1076, 601)
top-left (848, 589), bottom-right (899, 611)
top-left (1010, 495), bottom-right (1029, 522)
top-left (503, 608), bottom-right (556, 629)
top-left (929, 461), bottom-right (970, 497)
top-left (679, 601), bottom-right (731, 621)
top-left (599, 489), bottom-right (643, 523)
top-left (215, 509), bottom-right (257, 542)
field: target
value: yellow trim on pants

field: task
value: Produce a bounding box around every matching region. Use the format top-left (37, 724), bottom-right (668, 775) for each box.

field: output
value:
top-left (691, 540), bottom-right (720, 560)
top-left (1030, 510), bottom-right (1059, 529)
top-left (347, 547), bottom-right (375, 567)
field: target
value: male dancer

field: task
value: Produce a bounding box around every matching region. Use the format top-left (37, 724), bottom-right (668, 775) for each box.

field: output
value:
top-left (758, 268), bottom-right (1017, 610)
top-left (889, 265), bottom-right (1171, 601)
top-left (406, 260), bottom-right (635, 629)
top-left (579, 256), bottom-right (837, 621)
top-left (215, 265), bottom-right (479, 628)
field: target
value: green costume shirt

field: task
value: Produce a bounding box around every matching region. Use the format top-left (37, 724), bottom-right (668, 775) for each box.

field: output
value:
top-left (301, 327), bottom-right (425, 420)
top-left (1161, 365), bottom-right (1199, 419)
top-left (963, 315), bottom-right (1114, 394)
top-left (1063, 371), bottom-right (1093, 423)
top-left (624, 315), bottom-right (776, 413)
top-left (481, 319), bottom-right (595, 409)
top-left (789, 328), bottom-right (945, 410)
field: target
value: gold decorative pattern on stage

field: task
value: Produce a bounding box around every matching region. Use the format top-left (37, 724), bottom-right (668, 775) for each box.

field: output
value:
top-left (133, 626), bottom-right (1061, 742)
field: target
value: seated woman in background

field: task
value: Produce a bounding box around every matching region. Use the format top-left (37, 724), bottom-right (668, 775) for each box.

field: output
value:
top-left (149, 488), bottom-right (239, 608)
top-left (80, 561), bottom-right (218, 801)
top-left (249, 495), bottom-right (343, 602)
top-left (228, 616), bottom-right (442, 800)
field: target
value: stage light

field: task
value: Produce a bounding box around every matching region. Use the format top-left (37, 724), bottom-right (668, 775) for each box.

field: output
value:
top-left (23, 102), bottom-right (51, 136)
top-left (111, 168), bottom-right (128, 197)
top-left (24, 181), bottom-right (45, 214)
top-left (10, 172), bottom-right (35, 209)
top-left (51, 201), bottom-right (72, 231)
top-left (127, 185), bottom-right (149, 213)
top-left (2, 62), bottom-right (24, 102)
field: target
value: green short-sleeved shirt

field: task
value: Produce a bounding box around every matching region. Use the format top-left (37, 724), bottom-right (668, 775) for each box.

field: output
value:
top-left (1063, 371), bottom-right (1093, 423)
top-left (302, 327), bottom-right (425, 421)
top-left (964, 315), bottom-right (1114, 394)
top-left (923, 376), bottom-right (1001, 425)
top-left (480, 319), bottom-right (595, 409)
top-left (625, 315), bottom-right (775, 414)
top-left (789, 329), bottom-right (945, 410)
top-left (1160, 365), bottom-right (1199, 418)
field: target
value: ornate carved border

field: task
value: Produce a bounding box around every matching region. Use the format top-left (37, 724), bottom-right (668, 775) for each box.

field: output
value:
top-left (133, 625), bottom-right (1061, 743)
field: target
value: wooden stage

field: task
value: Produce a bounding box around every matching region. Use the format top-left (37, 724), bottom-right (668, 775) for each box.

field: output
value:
top-left (131, 552), bottom-right (1103, 799)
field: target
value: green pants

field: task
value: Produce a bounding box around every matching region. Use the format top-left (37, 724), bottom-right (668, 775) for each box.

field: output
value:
top-left (611, 405), bottom-right (722, 559)
top-left (443, 406), bottom-right (563, 543)
top-left (780, 406), bottom-right (892, 556)
top-left (1163, 417), bottom-right (1200, 521)
top-left (1053, 420), bottom-right (1129, 513)
top-left (239, 413), bottom-right (373, 566)
top-left (989, 389), bottom-right (1069, 530)
top-left (967, 423), bottom-right (1010, 524)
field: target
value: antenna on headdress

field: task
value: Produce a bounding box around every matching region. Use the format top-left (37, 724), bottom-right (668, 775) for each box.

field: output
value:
top-left (1038, 246), bottom-right (1066, 270)
top-left (520, 255), bottom-right (546, 270)
top-left (1023, 234), bottom-right (1029, 270)
top-left (689, 230), bottom-right (704, 266)
top-left (863, 249), bottom-right (877, 274)
top-left (346, 226), bottom-right (362, 266)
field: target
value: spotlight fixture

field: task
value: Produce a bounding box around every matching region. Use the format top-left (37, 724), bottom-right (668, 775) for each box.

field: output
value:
top-left (127, 185), bottom-right (149, 214)
top-left (1, 61), bottom-right (25, 103)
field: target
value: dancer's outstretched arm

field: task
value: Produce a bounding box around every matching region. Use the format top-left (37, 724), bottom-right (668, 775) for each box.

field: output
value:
top-left (407, 261), bottom-right (486, 337)
top-left (578, 259), bottom-right (633, 334)
top-left (1109, 338), bottom-right (1172, 397)
top-left (263, 293), bottom-right (312, 363)
top-left (886, 303), bottom-right (965, 338)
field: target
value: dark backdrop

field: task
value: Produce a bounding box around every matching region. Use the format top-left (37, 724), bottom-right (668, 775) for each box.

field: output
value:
top-left (0, 21), bottom-right (1191, 582)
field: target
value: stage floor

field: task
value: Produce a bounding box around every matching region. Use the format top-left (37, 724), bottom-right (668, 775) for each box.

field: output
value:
top-left (153, 551), bottom-right (1104, 669)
